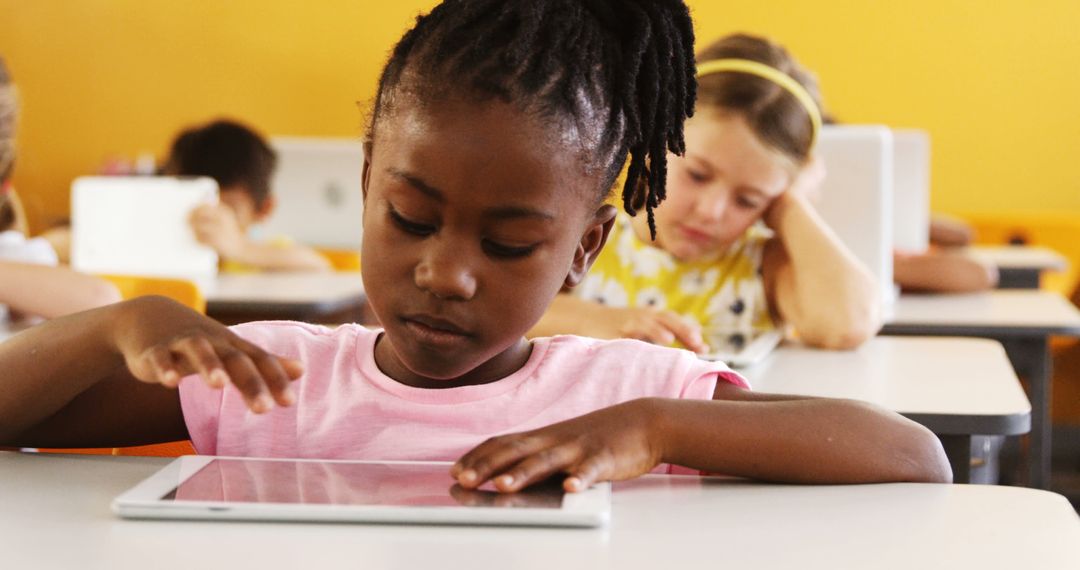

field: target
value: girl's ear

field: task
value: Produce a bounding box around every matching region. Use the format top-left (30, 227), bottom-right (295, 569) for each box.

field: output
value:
top-left (565, 204), bottom-right (617, 288)
top-left (361, 141), bottom-right (373, 202)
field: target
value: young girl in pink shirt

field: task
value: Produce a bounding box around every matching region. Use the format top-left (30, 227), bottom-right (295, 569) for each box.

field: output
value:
top-left (0, 0), bottom-right (950, 492)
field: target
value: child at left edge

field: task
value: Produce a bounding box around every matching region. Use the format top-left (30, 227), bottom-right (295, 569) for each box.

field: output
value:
top-left (0, 0), bottom-right (950, 492)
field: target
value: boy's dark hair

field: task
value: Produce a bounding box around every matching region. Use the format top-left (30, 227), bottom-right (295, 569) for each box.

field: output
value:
top-left (163, 119), bottom-right (277, 209)
top-left (368, 0), bottom-right (697, 237)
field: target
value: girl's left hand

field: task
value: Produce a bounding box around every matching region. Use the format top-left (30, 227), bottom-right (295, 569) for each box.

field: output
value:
top-left (450, 399), bottom-right (665, 493)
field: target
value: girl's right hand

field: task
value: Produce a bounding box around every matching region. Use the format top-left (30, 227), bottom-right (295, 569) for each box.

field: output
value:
top-left (592, 306), bottom-right (707, 353)
top-left (112, 296), bottom-right (303, 413)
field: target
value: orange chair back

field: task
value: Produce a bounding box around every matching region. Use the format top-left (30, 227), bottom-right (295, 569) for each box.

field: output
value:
top-left (317, 248), bottom-right (362, 272)
top-left (100, 274), bottom-right (206, 313)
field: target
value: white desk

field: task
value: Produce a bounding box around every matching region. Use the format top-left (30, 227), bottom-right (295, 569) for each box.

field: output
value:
top-left (741, 337), bottom-right (1030, 483)
top-left (882, 290), bottom-right (1080, 489)
top-left (205, 272), bottom-right (366, 323)
top-left (2, 453), bottom-right (1076, 570)
top-left (966, 245), bottom-right (1068, 289)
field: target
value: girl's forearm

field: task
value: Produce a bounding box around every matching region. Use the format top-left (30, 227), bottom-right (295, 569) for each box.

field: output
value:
top-left (649, 397), bottom-right (952, 484)
top-left (0, 302), bottom-right (130, 442)
top-left (229, 241), bottom-right (332, 272)
top-left (768, 194), bottom-right (881, 348)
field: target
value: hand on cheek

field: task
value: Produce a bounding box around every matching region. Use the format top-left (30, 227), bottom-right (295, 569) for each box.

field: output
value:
top-left (189, 204), bottom-right (246, 258)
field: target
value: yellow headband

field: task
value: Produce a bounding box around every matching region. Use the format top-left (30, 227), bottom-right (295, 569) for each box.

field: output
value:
top-left (696, 58), bottom-right (822, 151)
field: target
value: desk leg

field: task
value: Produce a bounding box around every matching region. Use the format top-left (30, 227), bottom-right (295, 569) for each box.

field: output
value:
top-left (995, 268), bottom-right (1041, 290)
top-left (1002, 337), bottom-right (1051, 489)
top-left (939, 435), bottom-right (972, 484)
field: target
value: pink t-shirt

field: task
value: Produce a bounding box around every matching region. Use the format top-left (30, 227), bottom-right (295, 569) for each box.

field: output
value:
top-left (180, 322), bottom-right (749, 467)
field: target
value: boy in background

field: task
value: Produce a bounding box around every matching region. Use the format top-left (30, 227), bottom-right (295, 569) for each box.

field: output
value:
top-left (164, 119), bottom-right (330, 272)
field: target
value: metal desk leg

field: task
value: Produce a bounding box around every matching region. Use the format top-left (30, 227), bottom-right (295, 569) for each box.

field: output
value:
top-left (1002, 337), bottom-right (1052, 489)
top-left (939, 435), bottom-right (972, 484)
top-left (995, 268), bottom-right (1041, 290)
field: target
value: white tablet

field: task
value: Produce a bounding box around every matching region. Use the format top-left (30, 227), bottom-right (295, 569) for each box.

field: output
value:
top-left (699, 329), bottom-right (784, 368)
top-left (112, 456), bottom-right (611, 528)
top-left (71, 176), bottom-right (219, 286)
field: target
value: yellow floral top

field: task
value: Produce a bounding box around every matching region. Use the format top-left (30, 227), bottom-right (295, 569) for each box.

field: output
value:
top-left (571, 213), bottom-right (776, 350)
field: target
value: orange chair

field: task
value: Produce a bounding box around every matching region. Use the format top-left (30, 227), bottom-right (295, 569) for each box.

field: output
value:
top-left (99, 274), bottom-right (207, 313)
top-left (317, 248), bottom-right (362, 272)
top-left (36, 274), bottom-right (204, 458)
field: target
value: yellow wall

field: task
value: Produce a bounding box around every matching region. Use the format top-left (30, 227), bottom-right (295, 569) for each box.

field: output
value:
top-left (2, 1), bottom-right (1079, 232)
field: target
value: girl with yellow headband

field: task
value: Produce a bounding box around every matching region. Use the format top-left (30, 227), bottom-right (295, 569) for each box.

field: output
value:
top-left (532, 34), bottom-right (880, 351)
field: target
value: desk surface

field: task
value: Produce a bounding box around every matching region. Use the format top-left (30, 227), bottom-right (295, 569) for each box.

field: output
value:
top-left (967, 245), bottom-right (1069, 271)
top-left (742, 337), bottom-right (1030, 435)
top-left (204, 272), bottom-right (366, 315)
top-left (2, 453), bottom-right (1076, 570)
top-left (883, 290), bottom-right (1080, 336)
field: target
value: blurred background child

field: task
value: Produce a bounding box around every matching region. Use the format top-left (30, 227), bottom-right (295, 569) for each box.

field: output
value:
top-left (532, 33), bottom-right (879, 351)
top-left (163, 119), bottom-right (331, 273)
top-left (893, 215), bottom-right (999, 293)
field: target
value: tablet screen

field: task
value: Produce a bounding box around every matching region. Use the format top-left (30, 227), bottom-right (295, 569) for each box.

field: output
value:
top-left (162, 458), bottom-right (565, 509)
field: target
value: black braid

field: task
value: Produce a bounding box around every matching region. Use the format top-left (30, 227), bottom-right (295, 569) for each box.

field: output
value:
top-left (369, 0), bottom-right (696, 239)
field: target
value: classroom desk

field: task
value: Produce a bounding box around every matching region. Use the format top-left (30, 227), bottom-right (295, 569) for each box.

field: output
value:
top-left (205, 272), bottom-right (367, 324)
top-left (966, 245), bottom-right (1068, 289)
top-left (740, 337), bottom-right (1031, 484)
top-left (2, 452), bottom-right (1076, 570)
top-left (881, 290), bottom-right (1080, 489)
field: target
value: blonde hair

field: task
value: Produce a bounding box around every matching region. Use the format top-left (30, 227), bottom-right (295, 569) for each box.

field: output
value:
top-left (695, 34), bottom-right (824, 167)
top-left (0, 57), bottom-right (19, 231)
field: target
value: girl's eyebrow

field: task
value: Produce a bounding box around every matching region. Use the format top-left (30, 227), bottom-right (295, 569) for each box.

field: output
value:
top-left (736, 185), bottom-right (771, 199)
top-left (387, 167), bottom-right (555, 222)
top-left (388, 168), bottom-right (444, 203)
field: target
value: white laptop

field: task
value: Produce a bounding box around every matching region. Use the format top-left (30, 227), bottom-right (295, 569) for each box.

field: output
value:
top-left (815, 125), bottom-right (895, 314)
top-left (258, 137), bottom-right (365, 249)
top-left (112, 456), bottom-right (611, 528)
top-left (71, 176), bottom-right (219, 286)
top-left (892, 129), bottom-right (930, 254)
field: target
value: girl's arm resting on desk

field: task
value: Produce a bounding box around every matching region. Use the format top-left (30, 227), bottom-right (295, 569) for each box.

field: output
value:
top-left (226, 240), bottom-right (333, 273)
top-left (763, 191), bottom-right (882, 350)
top-left (189, 204), bottom-right (331, 272)
top-left (529, 293), bottom-right (708, 353)
top-left (893, 250), bottom-right (999, 293)
top-left (0, 260), bottom-right (122, 319)
top-left (0, 297), bottom-right (302, 447)
top-left (452, 382), bottom-right (951, 493)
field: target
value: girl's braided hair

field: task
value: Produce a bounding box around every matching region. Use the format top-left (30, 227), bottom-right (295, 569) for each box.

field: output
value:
top-left (368, 0), bottom-right (697, 237)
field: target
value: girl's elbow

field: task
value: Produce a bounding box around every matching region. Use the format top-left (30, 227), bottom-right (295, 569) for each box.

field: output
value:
top-left (799, 305), bottom-right (881, 350)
